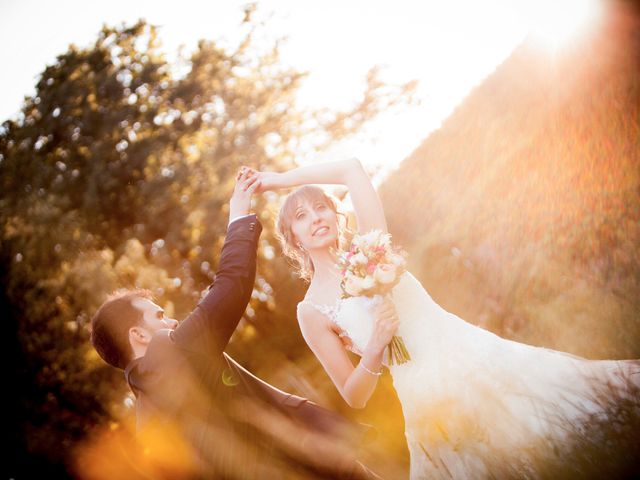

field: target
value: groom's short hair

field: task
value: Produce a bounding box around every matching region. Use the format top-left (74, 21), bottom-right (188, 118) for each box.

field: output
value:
top-left (90, 289), bottom-right (153, 370)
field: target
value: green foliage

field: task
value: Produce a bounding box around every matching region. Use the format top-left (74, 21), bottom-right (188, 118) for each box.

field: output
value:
top-left (1, 15), bottom-right (414, 476)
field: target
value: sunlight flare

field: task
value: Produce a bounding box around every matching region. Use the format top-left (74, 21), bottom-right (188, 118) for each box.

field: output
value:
top-left (529, 0), bottom-right (603, 49)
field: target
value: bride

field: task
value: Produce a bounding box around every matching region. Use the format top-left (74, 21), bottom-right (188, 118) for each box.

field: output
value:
top-left (250, 159), bottom-right (639, 479)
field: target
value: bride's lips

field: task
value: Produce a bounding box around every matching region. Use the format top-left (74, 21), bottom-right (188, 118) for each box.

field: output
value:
top-left (312, 226), bottom-right (330, 236)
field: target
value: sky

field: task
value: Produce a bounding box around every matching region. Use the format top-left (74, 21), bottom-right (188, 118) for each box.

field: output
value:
top-left (0, 0), bottom-right (601, 172)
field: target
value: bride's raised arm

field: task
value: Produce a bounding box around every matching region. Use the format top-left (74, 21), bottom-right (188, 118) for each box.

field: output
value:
top-left (255, 159), bottom-right (388, 234)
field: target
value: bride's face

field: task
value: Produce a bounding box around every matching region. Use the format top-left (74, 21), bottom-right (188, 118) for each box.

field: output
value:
top-left (290, 198), bottom-right (339, 251)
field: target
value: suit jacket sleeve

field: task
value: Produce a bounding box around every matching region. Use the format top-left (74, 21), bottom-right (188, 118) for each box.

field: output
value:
top-left (171, 214), bottom-right (262, 356)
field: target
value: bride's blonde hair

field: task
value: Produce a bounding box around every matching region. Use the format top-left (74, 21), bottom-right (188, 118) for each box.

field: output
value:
top-left (276, 185), bottom-right (348, 282)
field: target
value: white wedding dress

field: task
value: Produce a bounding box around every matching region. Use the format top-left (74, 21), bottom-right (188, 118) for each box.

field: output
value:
top-left (299, 272), bottom-right (640, 479)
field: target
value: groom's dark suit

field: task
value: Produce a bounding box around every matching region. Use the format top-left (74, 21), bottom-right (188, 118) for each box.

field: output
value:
top-left (124, 215), bottom-right (378, 479)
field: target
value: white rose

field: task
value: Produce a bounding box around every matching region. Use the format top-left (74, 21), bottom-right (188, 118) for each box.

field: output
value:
top-left (374, 264), bottom-right (397, 284)
top-left (362, 275), bottom-right (375, 290)
top-left (344, 275), bottom-right (364, 296)
top-left (388, 253), bottom-right (405, 267)
top-left (350, 252), bottom-right (368, 265)
top-left (360, 229), bottom-right (382, 246)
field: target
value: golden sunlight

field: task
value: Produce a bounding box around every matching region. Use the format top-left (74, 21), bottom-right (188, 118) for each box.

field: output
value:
top-left (528, 0), bottom-right (603, 49)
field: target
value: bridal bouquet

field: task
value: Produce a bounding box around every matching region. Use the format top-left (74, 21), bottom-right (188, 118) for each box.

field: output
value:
top-left (337, 230), bottom-right (411, 364)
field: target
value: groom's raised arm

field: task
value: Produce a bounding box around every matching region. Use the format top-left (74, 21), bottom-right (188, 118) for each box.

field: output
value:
top-left (171, 170), bottom-right (262, 356)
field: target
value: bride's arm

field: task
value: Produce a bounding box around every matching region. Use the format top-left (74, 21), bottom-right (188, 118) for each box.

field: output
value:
top-left (257, 159), bottom-right (387, 234)
top-left (297, 300), bottom-right (398, 409)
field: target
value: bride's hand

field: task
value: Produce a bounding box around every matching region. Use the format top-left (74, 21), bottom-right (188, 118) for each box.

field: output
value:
top-left (368, 297), bottom-right (399, 354)
top-left (240, 166), bottom-right (282, 193)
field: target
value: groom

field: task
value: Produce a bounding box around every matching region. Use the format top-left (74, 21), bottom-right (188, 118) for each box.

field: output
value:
top-left (90, 169), bottom-right (381, 479)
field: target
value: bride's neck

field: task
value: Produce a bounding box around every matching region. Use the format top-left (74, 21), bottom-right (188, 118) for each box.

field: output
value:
top-left (309, 249), bottom-right (341, 285)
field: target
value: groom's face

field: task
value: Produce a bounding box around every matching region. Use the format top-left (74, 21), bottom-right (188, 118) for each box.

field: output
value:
top-left (131, 297), bottom-right (179, 334)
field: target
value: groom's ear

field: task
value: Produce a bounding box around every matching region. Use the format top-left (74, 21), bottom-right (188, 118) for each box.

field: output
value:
top-left (129, 325), bottom-right (152, 345)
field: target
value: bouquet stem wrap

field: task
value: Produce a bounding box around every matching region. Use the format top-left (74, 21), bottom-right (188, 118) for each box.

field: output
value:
top-left (389, 334), bottom-right (411, 365)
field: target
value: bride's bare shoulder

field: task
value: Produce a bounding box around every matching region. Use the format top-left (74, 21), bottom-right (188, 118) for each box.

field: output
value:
top-left (296, 300), bottom-right (325, 324)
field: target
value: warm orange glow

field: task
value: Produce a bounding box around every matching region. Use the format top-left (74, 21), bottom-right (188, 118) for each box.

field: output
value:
top-left (529, 0), bottom-right (603, 49)
top-left (74, 421), bottom-right (199, 480)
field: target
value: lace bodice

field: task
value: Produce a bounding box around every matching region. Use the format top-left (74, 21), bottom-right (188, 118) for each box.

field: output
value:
top-left (297, 275), bottom-right (423, 366)
top-left (297, 297), bottom-right (368, 358)
top-left (297, 298), bottom-right (341, 323)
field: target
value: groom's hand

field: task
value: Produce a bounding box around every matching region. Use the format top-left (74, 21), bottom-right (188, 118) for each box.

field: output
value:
top-left (229, 167), bottom-right (260, 225)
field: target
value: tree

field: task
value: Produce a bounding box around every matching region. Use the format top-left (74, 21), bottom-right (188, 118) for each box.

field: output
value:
top-left (1, 11), bottom-right (415, 477)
